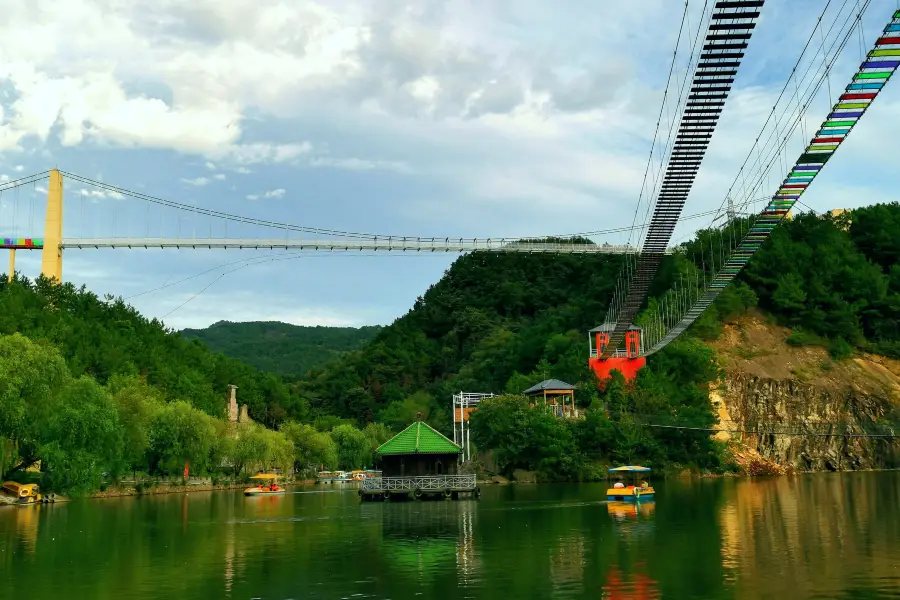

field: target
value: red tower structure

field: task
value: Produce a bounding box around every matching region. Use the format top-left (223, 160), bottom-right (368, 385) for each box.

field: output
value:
top-left (588, 324), bottom-right (646, 385)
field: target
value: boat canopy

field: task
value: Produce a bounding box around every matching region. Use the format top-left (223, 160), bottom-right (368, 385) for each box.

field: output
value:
top-left (250, 473), bottom-right (280, 480)
top-left (608, 465), bottom-right (651, 473)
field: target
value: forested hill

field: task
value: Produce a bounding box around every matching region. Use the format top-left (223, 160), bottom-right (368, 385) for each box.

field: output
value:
top-left (297, 202), bottom-right (900, 428)
top-left (0, 278), bottom-right (309, 425)
top-left (181, 321), bottom-right (382, 376)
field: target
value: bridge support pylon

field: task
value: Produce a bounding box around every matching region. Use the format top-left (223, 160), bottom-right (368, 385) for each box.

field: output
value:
top-left (7, 248), bottom-right (14, 284)
top-left (588, 326), bottom-right (646, 385)
top-left (40, 169), bottom-right (63, 282)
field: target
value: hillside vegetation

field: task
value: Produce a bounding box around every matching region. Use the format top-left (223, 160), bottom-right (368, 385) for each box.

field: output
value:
top-left (0, 331), bottom-right (393, 494)
top-left (181, 321), bottom-right (382, 376)
top-left (0, 202), bottom-right (897, 486)
top-left (297, 203), bottom-right (900, 475)
top-left (0, 277), bottom-right (309, 424)
top-left (299, 205), bottom-right (900, 422)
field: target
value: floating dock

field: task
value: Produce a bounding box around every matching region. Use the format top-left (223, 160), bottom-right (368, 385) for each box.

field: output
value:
top-left (359, 474), bottom-right (480, 501)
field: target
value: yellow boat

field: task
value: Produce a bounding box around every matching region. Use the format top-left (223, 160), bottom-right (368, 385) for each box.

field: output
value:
top-left (1, 481), bottom-right (42, 505)
top-left (243, 473), bottom-right (285, 496)
top-left (606, 465), bottom-right (654, 502)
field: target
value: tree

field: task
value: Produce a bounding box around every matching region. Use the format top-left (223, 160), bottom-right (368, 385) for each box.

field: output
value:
top-left (378, 392), bottom-right (432, 430)
top-left (469, 395), bottom-right (578, 477)
top-left (228, 423), bottom-right (295, 477)
top-left (330, 424), bottom-right (371, 470)
top-left (148, 401), bottom-right (219, 475)
top-left (0, 333), bottom-right (70, 476)
top-left (362, 422), bottom-right (393, 451)
top-left (772, 273), bottom-right (807, 314)
top-left (107, 374), bottom-right (164, 475)
top-left (41, 376), bottom-right (124, 494)
top-left (280, 421), bottom-right (338, 472)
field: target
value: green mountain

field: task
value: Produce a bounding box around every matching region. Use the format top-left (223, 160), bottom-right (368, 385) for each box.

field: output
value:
top-left (180, 321), bottom-right (382, 376)
top-left (292, 203), bottom-right (899, 474)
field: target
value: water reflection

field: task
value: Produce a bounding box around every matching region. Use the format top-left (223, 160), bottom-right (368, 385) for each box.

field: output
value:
top-left (1, 474), bottom-right (899, 599)
top-left (715, 474), bottom-right (900, 598)
top-left (607, 500), bottom-right (656, 521)
top-left (379, 499), bottom-right (481, 588)
top-left (608, 500), bottom-right (656, 544)
top-left (549, 531), bottom-right (585, 596)
top-left (14, 504), bottom-right (39, 554)
top-left (601, 564), bottom-right (660, 600)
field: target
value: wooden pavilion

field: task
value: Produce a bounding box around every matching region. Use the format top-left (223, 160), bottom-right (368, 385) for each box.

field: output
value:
top-left (523, 379), bottom-right (578, 419)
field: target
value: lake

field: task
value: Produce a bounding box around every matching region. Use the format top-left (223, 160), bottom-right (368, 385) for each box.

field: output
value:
top-left (2, 473), bottom-right (899, 599)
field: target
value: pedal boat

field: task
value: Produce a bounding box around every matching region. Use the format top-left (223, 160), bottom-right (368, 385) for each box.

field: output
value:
top-left (244, 473), bottom-right (286, 496)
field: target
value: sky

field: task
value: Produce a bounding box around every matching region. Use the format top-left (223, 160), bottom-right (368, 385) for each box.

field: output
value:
top-left (1, 0), bottom-right (899, 330)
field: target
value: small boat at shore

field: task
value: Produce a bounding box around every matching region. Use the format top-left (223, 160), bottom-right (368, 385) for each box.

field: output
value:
top-left (1, 481), bottom-right (43, 505)
top-left (244, 473), bottom-right (285, 496)
top-left (315, 471), bottom-right (345, 484)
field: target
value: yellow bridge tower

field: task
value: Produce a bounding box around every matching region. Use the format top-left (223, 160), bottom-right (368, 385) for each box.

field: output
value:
top-left (5, 169), bottom-right (63, 284)
top-left (40, 169), bottom-right (64, 282)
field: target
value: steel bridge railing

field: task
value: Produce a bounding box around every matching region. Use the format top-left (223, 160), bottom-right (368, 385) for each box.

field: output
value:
top-left (362, 474), bottom-right (476, 491)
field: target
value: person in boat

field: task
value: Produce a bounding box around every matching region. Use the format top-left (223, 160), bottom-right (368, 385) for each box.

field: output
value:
top-left (613, 481), bottom-right (625, 489)
top-left (640, 481), bottom-right (648, 490)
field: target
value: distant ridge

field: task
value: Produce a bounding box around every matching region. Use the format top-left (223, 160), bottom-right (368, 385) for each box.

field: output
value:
top-left (180, 321), bottom-right (383, 376)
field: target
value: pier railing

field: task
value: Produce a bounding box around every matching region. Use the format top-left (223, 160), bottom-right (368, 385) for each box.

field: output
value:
top-left (362, 474), bottom-right (476, 492)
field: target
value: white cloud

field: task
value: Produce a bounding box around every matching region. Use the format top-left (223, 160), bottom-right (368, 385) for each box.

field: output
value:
top-left (0, 66), bottom-right (241, 153)
top-left (213, 173), bottom-right (226, 180)
top-left (181, 176), bottom-right (210, 186)
top-left (204, 161), bottom-right (216, 170)
top-left (72, 188), bottom-right (125, 202)
top-left (246, 188), bottom-right (285, 200)
top-left (217, 142), bottom-right (312, 165)
top-left (0, 0), bottom-right (638, 159)
top-left (308, 156), bottom-right (412, 173)
top-left (13, 165), bottom-right (24, 172)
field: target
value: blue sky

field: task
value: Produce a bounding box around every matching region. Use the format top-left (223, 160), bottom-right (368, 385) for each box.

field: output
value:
top-left (1, 0), bottom-right (899, 330)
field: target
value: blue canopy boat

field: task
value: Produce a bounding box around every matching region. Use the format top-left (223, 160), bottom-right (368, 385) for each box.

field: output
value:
top-left (606, 465), bottom-right (654, 502)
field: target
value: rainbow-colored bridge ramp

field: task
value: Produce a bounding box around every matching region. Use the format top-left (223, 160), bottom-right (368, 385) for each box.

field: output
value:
top-left (1, 238), bottom-right (44, 250)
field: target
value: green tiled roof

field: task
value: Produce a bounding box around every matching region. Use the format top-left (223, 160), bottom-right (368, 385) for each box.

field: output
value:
top-left (376, 421), bottom-right (462, 456)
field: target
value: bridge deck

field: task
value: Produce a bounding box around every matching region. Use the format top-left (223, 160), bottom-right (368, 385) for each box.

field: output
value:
top-left (57, 238), bottom-right (675, 254)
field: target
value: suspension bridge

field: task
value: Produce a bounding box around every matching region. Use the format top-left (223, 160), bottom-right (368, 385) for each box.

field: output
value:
top-left (1, 2), bottom-right (898, 371)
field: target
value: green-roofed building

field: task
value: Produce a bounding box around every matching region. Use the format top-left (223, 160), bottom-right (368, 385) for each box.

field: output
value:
top-left (362, 419), bottom-right (479, 501)
top-left (376, 420), bottom-right (462, 477)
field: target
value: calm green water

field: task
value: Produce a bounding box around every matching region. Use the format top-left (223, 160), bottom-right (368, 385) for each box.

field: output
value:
top-left (2, 473), bottom-right (900, 599)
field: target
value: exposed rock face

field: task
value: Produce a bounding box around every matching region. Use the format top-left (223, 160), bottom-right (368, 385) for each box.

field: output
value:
top-left (710, 313), bottom-right (900, 472)
top-left (720, 372), bottom-right (897, 471)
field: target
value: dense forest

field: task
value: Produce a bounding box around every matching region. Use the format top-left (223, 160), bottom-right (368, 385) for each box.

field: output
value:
top-left (180, 321), bottom-right (382, 376)
top-left (0, 202), bottom-right (897, 488)
top-left (0, 333), bottom-right (392, 494)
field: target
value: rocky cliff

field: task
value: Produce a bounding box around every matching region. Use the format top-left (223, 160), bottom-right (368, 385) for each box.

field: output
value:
top-left (709, 313), bottom-right (900, 473)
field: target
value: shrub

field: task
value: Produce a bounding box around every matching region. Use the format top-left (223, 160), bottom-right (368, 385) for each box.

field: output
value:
top-left (786, 329), bottom-right (821, 347)
top-left (829, 338), bottom-right (854, 360)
